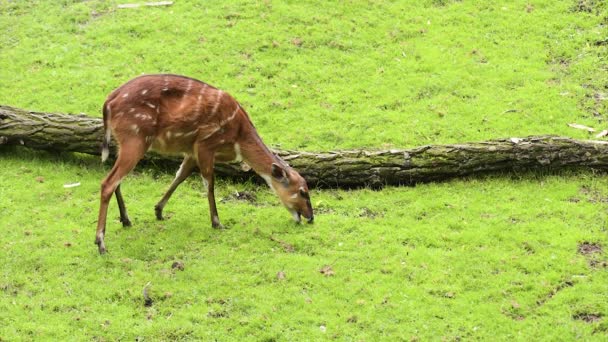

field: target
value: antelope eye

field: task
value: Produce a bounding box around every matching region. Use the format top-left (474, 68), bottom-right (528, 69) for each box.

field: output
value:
top-left (299, 189), bottom-right (309, 199)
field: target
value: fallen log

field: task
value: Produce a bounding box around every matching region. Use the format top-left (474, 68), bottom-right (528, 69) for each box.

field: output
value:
top-left (1, 104), bottom-right (607, 187)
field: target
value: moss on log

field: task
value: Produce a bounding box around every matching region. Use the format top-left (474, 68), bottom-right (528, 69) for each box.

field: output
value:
top-left (2, 105), bottom-right (608, 188)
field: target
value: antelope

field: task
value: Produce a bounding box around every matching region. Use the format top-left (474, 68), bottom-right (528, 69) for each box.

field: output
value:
top-left (95, 74), bottom-right (313, 254)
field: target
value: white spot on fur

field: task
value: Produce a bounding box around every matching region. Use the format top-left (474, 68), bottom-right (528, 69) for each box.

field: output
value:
top-left (220, 106), bottom-right (239, 125)
top-left (195, 84), bottom-right (208, 111)
top-left (134, 113), bottom-right (152, 121)
top-left (184, 130), bottom-right (198, 137)
top-left (122, 93), bottom-right (129, 98)
top-left (144, 101), bottom-right (156, 108)
top-left (290, 193), bottom-right (299, 199)
top-left (174, 132), bottom-right (184, 137)
top-left (166, 131), bottom-right (173, 139)
top-left (185, 80), bottom-right (193, 94)
top-left (233, 143), bottom-right (243, 162)
top-left (141, 89), bottom-right (148, 95)
top-left (200, 124), bottom-right (221, 140)
top-left (129, 108), bottom-right (136, 113)
top-left (211, 90), bottom-right (223, 116)
top-left (131, 124), bottom-right (140, 134)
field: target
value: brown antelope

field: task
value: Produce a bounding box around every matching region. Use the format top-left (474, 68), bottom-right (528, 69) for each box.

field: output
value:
top-left (96, 74), bottom-right (313, 254)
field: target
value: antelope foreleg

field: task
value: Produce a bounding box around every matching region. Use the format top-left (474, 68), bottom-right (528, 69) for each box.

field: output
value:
top-left (197, 149), bottom-right (222, 228)
top-left (155, 155), bottom-right (197, 220)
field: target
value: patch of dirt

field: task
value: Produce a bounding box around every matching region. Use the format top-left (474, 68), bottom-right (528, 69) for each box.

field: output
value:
top-left (536, 280), bottom-right (574, 307)
top-left (522, 242), bottom-right (535, 255)
top-left (578, 242), bottom-right (603, 255)
top-left (207, 310), bottom-right (228, 318)
top-left (571, 0), bottom-right (605, 13)
top-left (579, 186), bottom-right (608, 203)
top-left (206, 298), bottom-right (230, 305)
top-left (320, 265), bottom-right (335, 277)
top-left (171, 261), bottom-right (185, 271)
top-left (574, 312), bottom-right (603, 323)
top-left (221, 191), bottom-right (257, 204)
top-left (589, 259), bottom-right (608, 268)
top-left (291, 37), bottom-right (303, 47)
top-left (206, 297), bottom-right (231, 318)
top-left (269, 235), bottom-right (295, 253)
top-left (525, 3), bottom-right (534, 12)
top-left (358, 207), bottom-right (383, 219)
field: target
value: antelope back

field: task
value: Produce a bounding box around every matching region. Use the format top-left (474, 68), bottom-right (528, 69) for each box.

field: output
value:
top-left (104, 74), bottom-right (244, 155)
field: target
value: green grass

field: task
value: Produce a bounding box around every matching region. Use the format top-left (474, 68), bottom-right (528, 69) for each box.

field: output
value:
top-left (1, 0), bottom-right (608, 340)
top-left (1, 0), bottom-right (607, 149)
top-left (1, 148), bottom-right (607, 340)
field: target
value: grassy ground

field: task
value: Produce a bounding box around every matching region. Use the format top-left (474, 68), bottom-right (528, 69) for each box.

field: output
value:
top-left (1, 148), bottom-right (607, 340)
top-left (1, 0), bottom-right (607, 149)
top-left (1, 0), bottom-right (608, 340)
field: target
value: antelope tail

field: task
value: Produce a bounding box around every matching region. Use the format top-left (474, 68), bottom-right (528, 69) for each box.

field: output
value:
top-left (101, 103), bottom-right (111, 162)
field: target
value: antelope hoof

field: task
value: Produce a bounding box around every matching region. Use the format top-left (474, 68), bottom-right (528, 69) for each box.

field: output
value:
top-left (155, 206), bottom-right (164, 220)
top-left (120, 218), bottom-right (132, 227)
top-left (95, 238), bottom-right (107, 254)
top-left (212, 221), bottom-right (226, 230)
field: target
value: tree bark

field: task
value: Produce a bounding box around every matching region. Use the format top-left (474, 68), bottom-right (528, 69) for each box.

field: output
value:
top-left (1, 104), bottom-right (607, 188)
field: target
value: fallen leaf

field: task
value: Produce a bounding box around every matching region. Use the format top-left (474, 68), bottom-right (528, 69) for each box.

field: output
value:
top-left (568, 123), bottom-right (595, 132)
top-left (320, 265), bottom-right (335, 277)
top-left (291, 38), bottom-right (303, 47)
top-left (35, 176), bottom-right (44, 183)
top-left (277, 271), bottom-right (286, 280)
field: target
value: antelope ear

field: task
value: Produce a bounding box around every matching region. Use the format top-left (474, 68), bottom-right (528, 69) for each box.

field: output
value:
top-left (271, 163), bottom-right (288, 183)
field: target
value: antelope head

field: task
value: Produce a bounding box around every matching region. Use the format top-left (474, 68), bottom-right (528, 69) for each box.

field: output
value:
top-left (269, 163), bottom-right (314, 223)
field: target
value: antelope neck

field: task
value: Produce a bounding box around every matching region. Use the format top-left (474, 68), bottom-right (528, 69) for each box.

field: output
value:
top-left (237, 128), bottom-right (284, 178)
